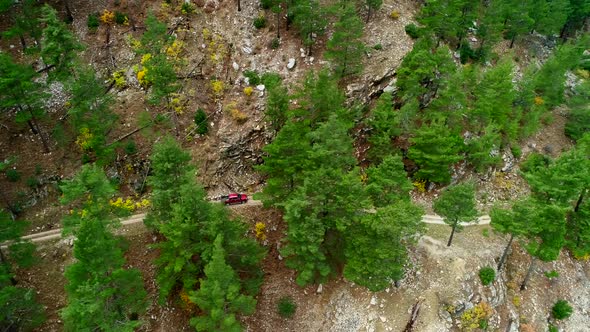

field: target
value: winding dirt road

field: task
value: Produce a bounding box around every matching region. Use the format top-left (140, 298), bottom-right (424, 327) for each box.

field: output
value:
top-left (14, 200), bottom-right (491, 244)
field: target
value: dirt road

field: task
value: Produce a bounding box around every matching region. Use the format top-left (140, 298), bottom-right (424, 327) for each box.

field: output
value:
top-left (13, 200), bottom-right (490, 244)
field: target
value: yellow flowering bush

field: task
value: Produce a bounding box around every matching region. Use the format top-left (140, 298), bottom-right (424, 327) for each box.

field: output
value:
top-left (255, 222), bottom-right (266, 241)
top-left (243, 86), bottom-right (254, 96)
top-left (137, 68), bottom-right (150, 87)
top-left (534, 96), bottom-right (545, 105)
top-left (112, 70), bottom-right (127, 89)
top-left (413, 179), bottom-right (427, 193)
top-left (170, 93), bottom-right (184, 114)
top-left (210, 80), bottom-right (224, 99)
top-left (109, 197), bottom-right (150, 212)
top-left (166, 40), bottom-right (184, 59)
top-left (76, 127), bottom-right (94, 151)
top-left (460, 302), bottom-right (493, 330)
top-left (100, 9), bottom-right (115, 24)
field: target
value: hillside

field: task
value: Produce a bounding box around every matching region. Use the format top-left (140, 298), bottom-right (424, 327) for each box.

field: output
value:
top-left (1, 0), bottom-right (590, 331)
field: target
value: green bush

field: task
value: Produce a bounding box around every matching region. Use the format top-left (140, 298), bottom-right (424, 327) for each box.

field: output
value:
top-left (5, 168), bottom-right (21, 182)
top-left (565, 107), bottom-right (590, 141)
top-left (405, 24), bottom-right (421, 39)
top-left (549, 325), bottom-right (558, 332)
top-left (87, 13), bottom-right (100, 31)
top-left (511, 145), bottom-right (522, 159)
top-left (271, 37), bottom-right (280, 49)
top-left (479, 267), bottom-right (495, 286)
top-left (544, 270), bottom-right (559, 279)
top-left (260, 0), bottom-right (272, 9)
top-left (181, 2), bottom-right (195, 14)
top-left (244, 70), bottom-right (261, 86)
top-left (277, 296), bottom-right (296, 318)
top-left (26, 177), bottom-right (40, 188)
top-left (373, 43), bottom-right (383, 50)
top-left (459, 43), bottom-right (475, 64)
top-left (114, 11), bottom-right (128, 25)
top-left (194, 109), bottom-right (208, 135)
top-left (253, 16), bottom-right (267, 29)
top-left (124, 140), bottom-right (138, 155)
top-left (552, 300), bottom-right (573, 320)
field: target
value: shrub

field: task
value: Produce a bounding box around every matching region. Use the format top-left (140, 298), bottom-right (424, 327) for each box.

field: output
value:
top-left (124, 140), bottom-right (137, 155)
top-left (254, 15), bottom-right (266, 29)
top-left (87, 13), bottom-right (100, 31)
top-left (390, 10), bottom-right (400, 20)
top-left (373, 43), bottom-right (383, 50)
top-left (244, 86), bottom-right (254, 96)
top-left (271, 37), bottom-right (280, 49)
top-left (6, 169), bottom-right (21, 182)
top-left (552, 300), bottom-right (573, 320)
top-left (254, 222), bottom-right (266, 241)
top-left (181, 2), bottom-right (195, 14)
top-left (479, 267), bottom-right (495, 286)
top-left (244, 70), bottom-right (261, 86)
top-left (100, 9), bottom-right (115, 24)
top-left (405, 24), bottom-right (420, 39)
top-left (510, 145), bottom-right (522, 159)
top-left (261, 0), bottom-right (272, 9)
top-left (210, 80), bottom-right (225, 99)
top-left (114, 11), bottom-right (128, 25)
top-left (549, 325), bottom-right (558, 332)
top-left (194, 109), bottom-right (208, 135)
top-left (230, 109), bottom-right (248, 123)
top-left (461, 302), bottom-right (493, 330)
top-left (26, 177), bottom-right (40, 188)
top-left (544, 270), bottom-right (559, 279)
top-left (277, 296), bottom-right (296, 318)
top-left (112, 70), bottom-right (127, 89)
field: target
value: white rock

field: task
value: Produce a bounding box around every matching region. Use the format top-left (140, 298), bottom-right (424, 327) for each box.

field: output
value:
top-left (370, 296), bottom-right (377, 305)
top-left (287, 58), bottom-right (296, 70)
top-left (385, 288), bottom-right (390, 293)
top-left (380, 316), bottom-right (387, 322)
top-left (232, 62), bottom-right (239, 70)
top-left (256, 84), bottom-right (265, 91)
top-left (317, 284), bottom-right (323, 293)
top-left (242, 46), bottom-right (252, 54)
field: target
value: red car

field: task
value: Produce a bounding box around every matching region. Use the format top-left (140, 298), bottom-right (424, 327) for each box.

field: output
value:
top-left (224, 193), bottom-right (248, 205)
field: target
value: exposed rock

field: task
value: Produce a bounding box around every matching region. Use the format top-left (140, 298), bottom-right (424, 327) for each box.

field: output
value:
top-left (287, 58), bottom-right (296, 70)
top-left (370, 296), bottom-right (377, 306)
top-left (501, 150), bottom-right (515, 172)
top-left (256, 84), bottom-right (265, 91)
top-left (317, 284), bottom-right (323, 294)
top-left (232, 62), bottom-right (239, 70)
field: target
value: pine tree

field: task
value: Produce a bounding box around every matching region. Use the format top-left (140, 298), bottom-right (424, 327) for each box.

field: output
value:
top-left (40, 5), bottom-right (83, 80)
top-left (264, 77), bottom-right (290, 131)
top-left (0, 210), bottom-right (45, 331)
top-left (471, 59), bottom-right (517, 141)
top-left (2, 0), bottom-right (42, 52)
top-left (189, 235), bottom-right (256, 332)
top-left (528, 0), bottom-right (570, 36)
top-left (59, 165), bottom-right (147, 331)
top-left (365, 154), bottom-right (413, 207)
top-left (325, 4), bottom-right (365, 78)
top-left (144, 137), bottom-right (194, 230)
top-left (294, 69), bottom-right (345, 126)
top-left (344, 201), bottom-right (424, 291)
top-left (67, 67), bottom-right (118, 164)
top-left (280, 115), bottom-right (369, 285)
top-left (498, 0), bottom-right (534, 48)
top-left (0, 53), bottom-right (50, 153)
top-left (433, 182), bottom-right (478, 246)
top-left (565, 82), bottom-right (590, 141)
top-left (365, 0), bottom-right (382, 23)
top-left (490, 199), bottom-right (538, 271)
top-left (366, 92), bottom-right (401, 162)
top-left (465, 124), bottom-right (502, 172)
top-left (408, 120), bottom-right (464, 184)
top-left (255, 119), bottom-right (311, 207)
top-left (396, 38), bottom-right (455, 105)
top-left (292, 0), bottom-right (327, 55)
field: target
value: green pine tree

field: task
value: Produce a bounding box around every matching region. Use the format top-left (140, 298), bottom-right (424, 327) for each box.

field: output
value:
top-left (325, 4), bottom-right (365, 78)
top-left (344, 201), bottom-right (424, 291)
top-left (189, 235), bottom-right (256, 332)
top-left (365, 154), bottom-right (413, 207)
top-left (433, 182), bottom-right (478, 246)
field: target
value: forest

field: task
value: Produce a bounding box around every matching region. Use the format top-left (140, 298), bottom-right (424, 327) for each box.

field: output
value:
top-left (0, 0), bottom-right (589, 331)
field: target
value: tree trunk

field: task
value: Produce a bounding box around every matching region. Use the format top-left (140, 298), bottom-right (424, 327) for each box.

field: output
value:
top-left (29, 111), bottom-right (50, 153)
top-left (0, 248), bottom-right (17, 286)
top-left (366, 7), bottom-right (371, 24)
top-left (497, 233), bottom-right (514, 272)
top-left (237, 0), bottom-right (241, 11)
top-left (520, 256), bottom-right (536, 290)
top-left (64, 0), bottom-right (74, 23)
top-left (276, 11), bottom-right (280, 39)
top-left (26, 120), bottom-right (38, 135)
top-left (447, 222), bottom-right (457, 247)
top-left (509, 34), bottom-right (516, 49)
top-left (19, 34), bottom-right (27, 51)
